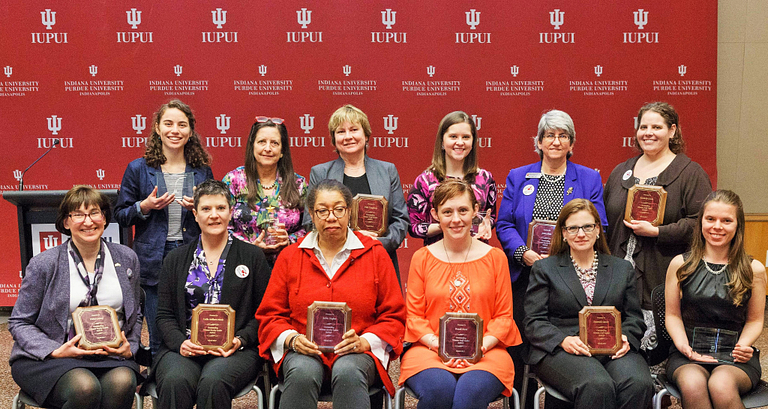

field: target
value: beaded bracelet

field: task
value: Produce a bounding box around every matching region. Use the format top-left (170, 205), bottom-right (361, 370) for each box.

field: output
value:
top-left (289, 334), bottom-right (300, 352)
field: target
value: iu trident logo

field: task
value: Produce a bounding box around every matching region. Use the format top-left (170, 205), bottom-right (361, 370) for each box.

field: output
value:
top-left (300, 114), bottom-right (315, 134)
top-left (216, 114), bottom-right (231, 134)
top-left (549, 9), bottom-right (564, 30)
top-left (465, 9), bottom-right (480, 30)
top-left (47, 115), bottom-right (62, 135)
top-left (41, 9), bottom-right (56, 30)
top-left (89, 65), bottom-right (98, 77)
top-left (297, 8), bottom-right (312, 28)
top-left (212, 8), bottom-right (227, 29)
top-left (633, 9), bottom-right (648, 30)
top-left (126, 8), bottom-right (142, 29)
top-left (381, 9), bottom-right (396, 29)
top-left (4, 66), bottom-right (11, 78)
top-left (96, 169), bottom-right (105, 180)
top-left (383, 115), bottom-right (398, 134)
top-left (132, 114), bottom-right (146, 134)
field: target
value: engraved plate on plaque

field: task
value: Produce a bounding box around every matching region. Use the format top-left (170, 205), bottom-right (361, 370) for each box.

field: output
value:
top-left (438, 312), bottom-right (483, 363)
top-left (307, 301), bottom-right (352, 353)
top-left (579, 306), bottom-right (622, 355)
top-left (191, 304), bottom-right (236, 351)
top-left (527, 220), bottom-right (557, 256)
top-left (72, 305), bottom-right (122, 350)
top-left (624, 185), bottom-right (667, 226)
top-left (351, 194), bottom-right (388, 236)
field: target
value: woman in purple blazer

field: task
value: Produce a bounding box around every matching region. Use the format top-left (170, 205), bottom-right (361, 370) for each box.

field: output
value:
top-left (9, 186), bottom-right (142, 409)
top-left (496, 109), bottom-right (607, 408)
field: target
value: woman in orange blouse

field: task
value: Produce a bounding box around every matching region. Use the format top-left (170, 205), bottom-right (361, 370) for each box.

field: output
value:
top-left (398, 179), bottom-right (522, 409)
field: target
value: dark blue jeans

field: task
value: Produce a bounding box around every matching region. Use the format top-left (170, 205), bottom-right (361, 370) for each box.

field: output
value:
top-left (406, 368), bottom-right (505, 409)
top-left (145, 240), bottom-right (184, 360)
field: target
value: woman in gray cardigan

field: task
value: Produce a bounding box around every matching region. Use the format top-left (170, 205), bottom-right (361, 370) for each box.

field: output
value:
top-left (308, 104), bottom-right (409, 283)
top-left (9, 186), bottom-right (142, 409)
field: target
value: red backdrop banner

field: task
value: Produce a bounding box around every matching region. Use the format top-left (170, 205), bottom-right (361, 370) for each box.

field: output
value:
top-left (0, 0), bottom-right (717, 305)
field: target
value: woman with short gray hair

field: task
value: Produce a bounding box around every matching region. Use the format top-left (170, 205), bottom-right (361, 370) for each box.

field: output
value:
top-left (496, 109), bottom-right (607, 408)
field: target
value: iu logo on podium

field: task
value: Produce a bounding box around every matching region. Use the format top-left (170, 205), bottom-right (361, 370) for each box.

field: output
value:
top-left (39, 231), bottom-right (63, 252)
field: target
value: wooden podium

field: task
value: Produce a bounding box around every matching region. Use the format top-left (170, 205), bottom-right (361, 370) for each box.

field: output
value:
top-left (2, 190), bottom-right (132, 276)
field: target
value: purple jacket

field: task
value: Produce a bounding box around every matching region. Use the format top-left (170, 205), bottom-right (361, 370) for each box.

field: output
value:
top-left (497, 161), bottom-right (607, 283)
top-left (9, 242), bottom-right (142, 364)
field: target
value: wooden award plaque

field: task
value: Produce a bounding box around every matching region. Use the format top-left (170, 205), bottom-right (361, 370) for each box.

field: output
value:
top-left (624, 185), bottom-right (667, 226)
top-left (526, 220), bottom-right (557, 256)
top-left (351, 194), bottom-right (388, 236)
top-left (72, 305), bottom-right (122, 350)
top-left (191, 304), bottom-right (236, 351)
top-left (438, 312), bottom-right (484, 363)
top-left (307, 301), bottom-right (352, 353)
top-left (578, 306), bottom-right (622, 355)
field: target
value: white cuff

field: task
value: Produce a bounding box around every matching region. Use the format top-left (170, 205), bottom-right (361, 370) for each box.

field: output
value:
top-left (361, 333), bottom-right (391, 367)
top-left (270, 329), bottom-right (298, 362)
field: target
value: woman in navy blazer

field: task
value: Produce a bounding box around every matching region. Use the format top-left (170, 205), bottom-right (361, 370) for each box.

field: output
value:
top-left (496, 109), bottom-right (607, 408)
top-left (10, 186), bottom-right (142, 409)
top-left (524, 199), bottom-right (652, 409)
top-left (115, 99), bottom-right (213, 358)
top-left (308, 104), bottom-right (408, 282)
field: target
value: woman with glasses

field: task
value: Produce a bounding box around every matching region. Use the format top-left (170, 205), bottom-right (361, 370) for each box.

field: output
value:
top-left (151, 180), bottom-right (271, 409)
top-left (524, 199), bottom-right (652, 409)
top-left (308, 104), bottom-right (409, 283)
top-left (664, 190), bottom-right (766, 408)
top-left (116, 99), bottom-right (214, 359)
top-left (496, 109), bottom-right (607, 406)
top-left (407, 111), bottom-right (497, 246)
top-left (10, 186), bottom-right (142, 409)
top-left (256, 179), bottom-right (406, 409)
top-left (223, 116), bottom-right (308, 266)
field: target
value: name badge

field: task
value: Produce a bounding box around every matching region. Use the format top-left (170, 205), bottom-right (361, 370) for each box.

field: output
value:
top-left (235, 265), bottom-right (249, 278)
top-left (523, 184), bottom-right (535, 196)
top-left (622, 170), bottom-right (633, 181)
top-left (525, 172), bottom-right (542, 179)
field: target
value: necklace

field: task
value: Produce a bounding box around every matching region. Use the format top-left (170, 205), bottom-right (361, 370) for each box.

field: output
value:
top-left (703, 257), bottom-right (728, 275)
top-left (570, 251), bottom-right (599, 276)
top-left (443, 239), bottom-right (472, 274)
top-left (259, 179), bottom-right (277, 190)
top-left (542, 172), bottom-right (564, 183)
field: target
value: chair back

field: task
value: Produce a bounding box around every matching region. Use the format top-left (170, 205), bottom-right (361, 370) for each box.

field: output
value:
top-left (645, 283), bottom-right (672, 366)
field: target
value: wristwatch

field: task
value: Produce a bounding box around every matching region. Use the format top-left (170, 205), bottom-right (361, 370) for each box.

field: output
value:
top-left (236, 336), bottom-right (245, 351)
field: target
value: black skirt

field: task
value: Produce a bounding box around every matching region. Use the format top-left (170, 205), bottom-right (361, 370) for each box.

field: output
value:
top-left (666, 349), bottom-right (761, 389)
top-left (11, 356), bottom-right (141, 404)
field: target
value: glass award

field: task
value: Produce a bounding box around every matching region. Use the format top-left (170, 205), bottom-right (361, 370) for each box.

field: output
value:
top-left (191, 304), bottom-right (236, 350)
top-left (692, 327), bottom-right (738, 363)
top-left (578, 306), bottom-right (622, 355)
top-left (307, 301), bottom-right (351, 353)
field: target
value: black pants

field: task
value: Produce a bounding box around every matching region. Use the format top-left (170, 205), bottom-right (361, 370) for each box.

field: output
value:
top-left (154, 349), bottom-right (260, 409)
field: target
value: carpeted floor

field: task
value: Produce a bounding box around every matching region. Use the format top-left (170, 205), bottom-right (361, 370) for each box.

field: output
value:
top-left (3, 310), bottom-right (768, 409)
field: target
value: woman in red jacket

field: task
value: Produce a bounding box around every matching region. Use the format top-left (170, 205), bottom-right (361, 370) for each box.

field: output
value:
top-left (256, 179), bottom-right (406, 409)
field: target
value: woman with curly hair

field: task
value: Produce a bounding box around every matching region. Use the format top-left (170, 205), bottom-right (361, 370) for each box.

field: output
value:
top-left (115, 99), bottom-right (213, 360)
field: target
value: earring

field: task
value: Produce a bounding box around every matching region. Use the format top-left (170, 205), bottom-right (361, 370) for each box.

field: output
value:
top-left (596, 234), bottom-right (600, 239)
top-left (563, 237), bottom-right (567, 243)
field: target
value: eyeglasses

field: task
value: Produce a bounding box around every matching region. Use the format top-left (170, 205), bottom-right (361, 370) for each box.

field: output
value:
top-left (68, 210), bottom-right (104, 223)
top-left (314, 206), bottom-right (347, 220)
top-left (563, 223), bottom-right (598, 235)
top-left (543, 134), bottom-right (570, 142)
top-left (254, 116), bottom-right (284, 124)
